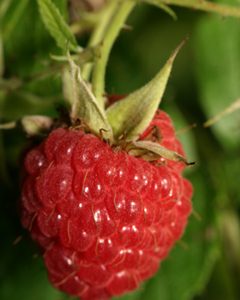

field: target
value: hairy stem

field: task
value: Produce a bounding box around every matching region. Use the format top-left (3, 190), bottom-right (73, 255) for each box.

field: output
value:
top-left (91, 0), bottom-right (135, 108)
top-left (160, 0), bottom-right (240, 18)
top-left (82, 1), bottom-right (117, 81)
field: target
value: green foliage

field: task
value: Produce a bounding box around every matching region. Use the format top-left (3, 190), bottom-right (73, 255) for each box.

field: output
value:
top-left (37, 0), bottom-right (80, 52)
top-left (0, 257), bottom-right (62, 300)
top-left (194, 16), bottom-right (240, 149)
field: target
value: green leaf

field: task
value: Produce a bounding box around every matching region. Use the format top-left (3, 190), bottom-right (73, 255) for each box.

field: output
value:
top-left (65, 56), bottom-right (113, 141)
top-left (2, 1), bottom-right (50, 77)
top-left (165, 104), bottom-right (198, 171)
top-left (0, 34), bottom-right (4, 78)
top-left (113, 286), bottom-right (145, 300)
top-left (194, 15), bottom-right (240, 149)
top-left (222, 155), bottom-right (240, 206)
top-left (37, 0), bottom-right (79, 52)
top-left (1, 0), bottom-right (30, 39)
top-left (0, 252), bottom-right (63, 300)
top-left (0, 132), bottom-right (10, 184)
top-left (0, 0), bottom-right (12, 21)
top-left (106, 42), bottom-right (184, 141)
top-left (0, 91), bottom-right (57, 120)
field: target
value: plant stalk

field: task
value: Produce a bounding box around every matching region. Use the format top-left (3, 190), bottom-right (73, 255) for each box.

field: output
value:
top-left (81, 0), bottom-right (118, 81)
top-left (160, 0), bottom-right (240, 18)
top-left (91, 0), bottom-right (135, 108)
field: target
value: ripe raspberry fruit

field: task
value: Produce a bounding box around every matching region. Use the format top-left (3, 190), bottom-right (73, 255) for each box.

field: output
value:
top-left (21, 110), bottom-right (192, 300)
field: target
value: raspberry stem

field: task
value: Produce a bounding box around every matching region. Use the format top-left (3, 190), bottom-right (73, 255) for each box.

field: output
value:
top-left (81, 1), bottom-right (118, 81)
top-left (154, 0), bottom-right (240, 18)
top-left (91, 0), bottom-right (135, 108)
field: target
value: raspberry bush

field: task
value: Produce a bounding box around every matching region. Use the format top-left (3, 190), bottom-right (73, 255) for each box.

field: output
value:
top-left (1, 1), bottom-right (240, 300)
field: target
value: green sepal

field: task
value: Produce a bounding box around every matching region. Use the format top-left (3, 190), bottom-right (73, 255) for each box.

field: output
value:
top-left (65, 55), bottom-right (113, 141)
top-left (106, 42), bottom-right (184, 141)
top-left (132, 140), bottom-right (194, 165)
top-left (37, 0), bottom-right (80, 52)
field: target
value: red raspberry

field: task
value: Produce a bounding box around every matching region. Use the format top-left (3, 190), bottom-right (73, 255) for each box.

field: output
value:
top-left (21, 110), bottom-right (192, 300)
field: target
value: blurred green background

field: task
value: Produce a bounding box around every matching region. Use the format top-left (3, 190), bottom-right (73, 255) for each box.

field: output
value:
top-left (0, 0), bottom-right (240, 300)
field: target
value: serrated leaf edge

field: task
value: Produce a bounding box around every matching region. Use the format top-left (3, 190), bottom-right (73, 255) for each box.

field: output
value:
top-left (37, 0), bottom-right (80, 52)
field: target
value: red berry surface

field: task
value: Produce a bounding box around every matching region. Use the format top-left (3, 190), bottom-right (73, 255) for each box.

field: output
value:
top-left (21, 110), bottom-right (192, 300)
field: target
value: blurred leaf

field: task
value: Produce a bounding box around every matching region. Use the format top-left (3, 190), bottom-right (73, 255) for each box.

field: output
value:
top-left (0, 132), bottom-right (10, 184)
top-left (138, 171), bottom-right (219, 300)
top-left (0, 34), bottom-right (4, 77)
top-left (113, 287), bottom-right (145, 300)
top-left (166, 104), bottom-right (198, 167)
top-left (106, 6), bottom-right (195, 98)
top-left (199, 257), bottom-right (238, 300)
top-left (0, 0), bottom-right (12, 20)
top-left (0, 91), bottom-right (58, 120)
top-left (2, 0), bottom-right (67, 77)
top-left (0, 254), bottom-right (62, 300)
top-left (194, 15), bottom-right (240, 149)
top-left (37, 0), bottom-right (79, 52)
top-left (2, 0), bottom-right (30, 39)
top-left (223, 155), bottom-right (240, 206)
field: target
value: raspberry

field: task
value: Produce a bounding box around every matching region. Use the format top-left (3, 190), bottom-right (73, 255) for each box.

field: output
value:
top-left (21, 110), bottom-right (192, 300)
